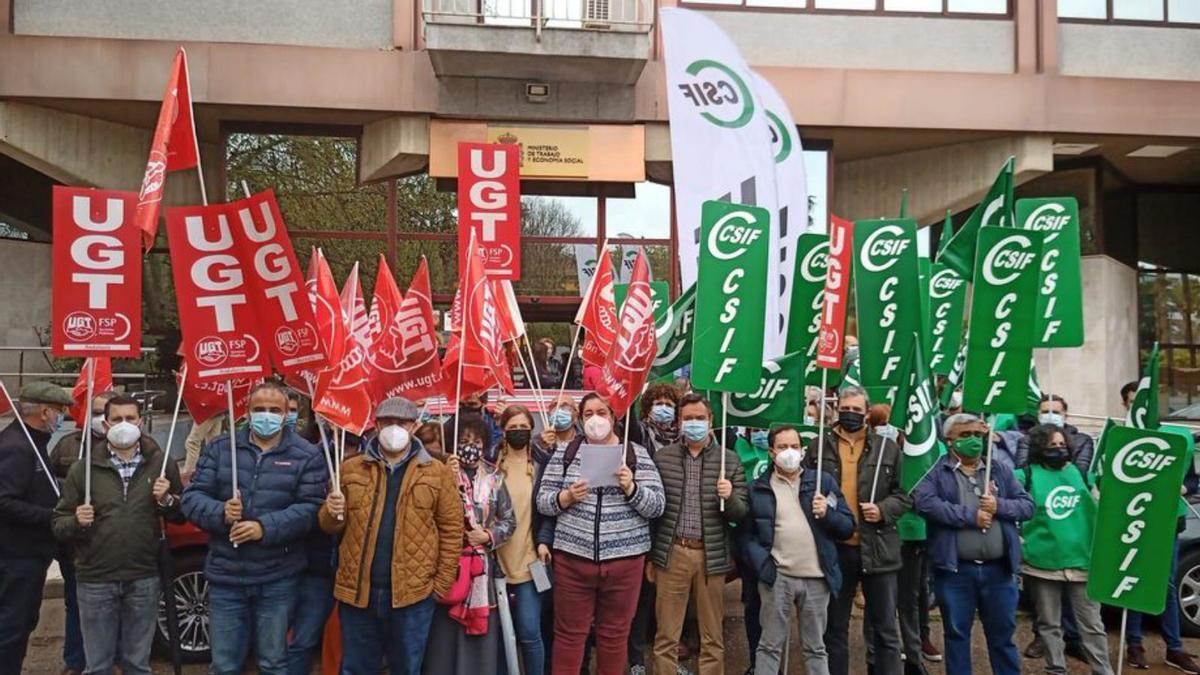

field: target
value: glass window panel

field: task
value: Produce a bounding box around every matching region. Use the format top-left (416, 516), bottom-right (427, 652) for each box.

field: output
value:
top-left (512, 241), bottom-right (587, 295)
top-left (1058, 0), bottom-right (1107, 18)
top-left (747, 0), bottom-right (805, 8)
top-left (947, 0), bottom-right (1007, 12)
top-left (814, 0), bottom-right (876, 9)
top-left (521, 195), bottom-right (598, 237)
top-left (1169, 0), bottom-right (1200, 22)
top-left (605, 182), bottom-right (671, 240)
top-left (1113, 0), bottom-right (1164, 19)
top-left (395, 174), bottom-right (459, 234)
top-left (803, 150), bottom-right (829, 233)
top-left (885, 0), bottom-right (942, 11)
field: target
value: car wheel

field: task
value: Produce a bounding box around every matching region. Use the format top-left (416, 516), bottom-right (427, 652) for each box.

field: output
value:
top-left (1177, 548), bottom-right (1200, 638)
top-left (154, 550), bottom-right (211, 664)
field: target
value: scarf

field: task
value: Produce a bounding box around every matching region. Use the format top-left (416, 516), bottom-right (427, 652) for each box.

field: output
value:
top-left (450, 464), bottom-right (500, 634)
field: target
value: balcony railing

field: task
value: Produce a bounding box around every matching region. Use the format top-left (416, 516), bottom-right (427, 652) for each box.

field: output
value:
top-left (423, 0), bottom-right (654, 33)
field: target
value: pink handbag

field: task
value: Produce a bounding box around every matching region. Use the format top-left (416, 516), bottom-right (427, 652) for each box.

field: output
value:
top-left (437, 547), bottom-right (485, 605)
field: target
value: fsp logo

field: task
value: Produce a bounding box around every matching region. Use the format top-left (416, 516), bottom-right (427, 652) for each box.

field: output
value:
top-left (678, 59), bottom-right (755, 129)
top-left (859, 225), bottom-right (909, 273)
top-left (981, 234), bottom-right (1037, 286)
top-left (707, 210), bottom-right (764, 261)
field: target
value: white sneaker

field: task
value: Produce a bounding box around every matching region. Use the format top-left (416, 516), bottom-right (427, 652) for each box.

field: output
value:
top-left (629, 666), bottom-right (647, 675)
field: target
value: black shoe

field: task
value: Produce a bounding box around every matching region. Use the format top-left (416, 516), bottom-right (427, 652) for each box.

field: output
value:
top-left (904, 662), bottom-right (930, 675)
top-left (1127, 644), bottom-right (1150, 670)
top-left (1166, 650), bottom-right (1200, 675)
top-left (1024, 636), bottom-right (1046, 660)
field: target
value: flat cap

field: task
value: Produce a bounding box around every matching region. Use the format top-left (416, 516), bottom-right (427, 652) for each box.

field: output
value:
top-left (375, 396), bottom-right (420, 421)
top-left (19, 381), bottom-right (74, 406)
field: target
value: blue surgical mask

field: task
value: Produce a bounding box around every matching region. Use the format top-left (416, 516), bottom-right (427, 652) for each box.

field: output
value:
top-left (681, 419), bottom-right (710, 443)
top-left (1038, 412), bottom-right (1065, 428)
top-left (49, 410), bottom-right (64, 435)
top-left (750, 430), bottom-right (769, 449)
top-left (552, 407), bottom-right (574, 432)
top-left (285, 411), bottom-right (299, 429)
top-left (250, 412), bottom-right (284, 438)
top-left (649, 404), bottom-right (675, 425)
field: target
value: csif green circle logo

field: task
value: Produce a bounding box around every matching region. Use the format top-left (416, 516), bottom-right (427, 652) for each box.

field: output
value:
top-left (681, 59), bottom-right (755, 129)
top-left (765, 109), bottom-right (793, 164)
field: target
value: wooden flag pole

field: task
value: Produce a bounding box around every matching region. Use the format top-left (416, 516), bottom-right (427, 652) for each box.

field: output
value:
top-left (159, 365), bottom-right (188, 478)
top-left (83, 359), bottom-right (96, 505)
top-left (0, 379), bottom-right (60, 497)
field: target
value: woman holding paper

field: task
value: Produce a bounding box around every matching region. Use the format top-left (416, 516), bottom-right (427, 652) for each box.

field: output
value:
top-left (536, 393), bottom-right (666, 675)
top-left (495, 404), bottom-right (553, 675)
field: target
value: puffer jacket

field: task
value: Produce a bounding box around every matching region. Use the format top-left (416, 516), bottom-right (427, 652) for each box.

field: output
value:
top-left (1015, 423), bottom-right (1095, 475)
top-left (181, 427), bottom-right (327, 586)
top-left (319, 440), bottom-right (463, 609)
top-left (807, 426), bottom-right (911, 574)
top-left (649, 440), bottom-right (748, 576)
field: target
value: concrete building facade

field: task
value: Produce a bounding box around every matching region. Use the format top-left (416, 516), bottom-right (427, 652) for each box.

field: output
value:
top-left (0, 0), bottom-right (1197, 422)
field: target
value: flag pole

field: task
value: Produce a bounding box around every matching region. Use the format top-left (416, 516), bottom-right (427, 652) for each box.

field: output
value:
top-left (720, 391), bottom-right (728, 513)
top-left (0, 379), bottom-right (60, 497)
top-left (180, 48), bottom-right (208, 208)
top-left (159, 365), bottom-right (188, 478)
top-left (815, 368), bottom-right (829, 492)
top-left (225, 381), bottom-right (239, 548)
top-left (451, 231), bottom-right (477, 458)
top-left (983, 421), bottom-right (997, 491)
top-left (556, 324), bottom-right (582, 406)
top-left (520, 337), bottom-right (551, 428)
top-left (305, 382), bottom-right (337, 493)
top-left (1117, 609), bottom-right (1128, 675)
top-left (83, 359), bottom-right (96, 505)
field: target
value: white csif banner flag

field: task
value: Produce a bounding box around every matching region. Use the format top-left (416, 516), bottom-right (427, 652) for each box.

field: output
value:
top-left (573, 243), bottom-right (599, 295)
top-left (752, 71), bottom-right (809, 349)
top-left (661, 7), bottom-right (782, 358)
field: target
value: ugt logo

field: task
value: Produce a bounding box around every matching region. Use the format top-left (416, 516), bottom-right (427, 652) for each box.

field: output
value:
top-left (678, 59), bottom-right (754, 129)
top-left (195, 337), bottom-right (229, 368)
top-left (63, 312), bottom-right (97, 341)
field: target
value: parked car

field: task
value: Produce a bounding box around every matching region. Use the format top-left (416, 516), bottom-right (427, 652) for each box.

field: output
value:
top-left (1176, 496), bottom-right (1200, 637)
top-left (154, 519), bottom-right (211, 664)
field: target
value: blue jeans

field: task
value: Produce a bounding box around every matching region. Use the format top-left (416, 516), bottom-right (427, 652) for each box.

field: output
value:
top-left (933, 561), bottom-right (1020, 675)
top-left (339, 589), bottom-right (435, 675)
top-left (1127, 536), bottom-right (1184, 651)
top-left (286, 573), bottom-right (335, 675)
top-left (208, 576), bottom-right (298, 675)
top-left (504, 581), bottom-right (545, 675)
top-left (59, 555), bottom-right (86, 671)
top-left (77, 576), bottom-right (161, 675)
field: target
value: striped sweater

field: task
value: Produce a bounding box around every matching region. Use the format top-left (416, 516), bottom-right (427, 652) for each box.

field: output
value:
top-left (536, 439), bottom-right (666, 562)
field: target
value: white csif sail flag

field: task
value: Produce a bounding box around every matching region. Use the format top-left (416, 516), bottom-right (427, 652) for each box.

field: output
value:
top-left (660, 7), bottom-right (783, 358)
top-left (752, 71), bottom-right (809, 351)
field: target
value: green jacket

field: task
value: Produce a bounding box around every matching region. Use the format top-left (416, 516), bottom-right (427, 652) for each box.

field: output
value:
top-left (1015, 463), bottom-right (1096, 571)
top-left (649, 440), bottom-right (749, 575)
top-left (52, 437), bottom-right (183, 583)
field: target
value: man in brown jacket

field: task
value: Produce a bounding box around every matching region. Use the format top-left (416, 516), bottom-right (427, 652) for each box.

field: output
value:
top-left (321, 396), bottom-right (463, 675)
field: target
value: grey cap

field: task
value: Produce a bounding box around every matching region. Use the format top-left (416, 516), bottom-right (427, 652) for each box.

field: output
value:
top-left (19, 381), bottom-right (74, 406)
top-left (375, 397), bottom-right (420, 421)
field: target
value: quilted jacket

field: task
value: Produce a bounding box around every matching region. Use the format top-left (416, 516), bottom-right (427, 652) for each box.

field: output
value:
top-left (319, 439), bottom-right (464, 609)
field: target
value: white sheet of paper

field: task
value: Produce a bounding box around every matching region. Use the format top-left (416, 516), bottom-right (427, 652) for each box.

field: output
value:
top-left (578, 444), bottom-right (624, 488)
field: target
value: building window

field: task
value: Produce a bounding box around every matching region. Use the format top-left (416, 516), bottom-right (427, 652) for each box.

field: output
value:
top-left (884, 0), bottom-right (943, 11)
top-left (1114, 0), bottom-right (1165, 20)
top-left (1058, 0), bottom-right (1106, 19)
top-left (1138, 267), bottom-right (1200, 420)
top-left (1169, 0), bottom-right (1200, 22)
top-left (680, 0), bottom-right (1012, 16)
top-left (946, 0), bottom-right (1007, 13)
top-left (814, 0), bottom-right (875, 9)
top-left (1060, 0), bottom-right (1199, 22)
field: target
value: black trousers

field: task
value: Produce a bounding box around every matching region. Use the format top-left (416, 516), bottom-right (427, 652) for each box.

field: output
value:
top-left (897, 541), bottom-right (932, 662)
top-left (0, 556), bottom-right (51, 675)
top-left (825, 545), bottom-right (902, 675)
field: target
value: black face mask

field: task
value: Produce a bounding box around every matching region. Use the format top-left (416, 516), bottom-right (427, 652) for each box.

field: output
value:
top-left (838, 411), bottom-right (865, 433)
top-left (1042, 448), bottom-right (1071, 469)
top-left (505, 429), bottom-right (531, 449)
top-left (460, 404), bottom-right (483, 415)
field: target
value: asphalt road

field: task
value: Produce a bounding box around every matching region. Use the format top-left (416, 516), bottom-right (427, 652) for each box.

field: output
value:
top-left (21, 581), bottom-right (1200, 674)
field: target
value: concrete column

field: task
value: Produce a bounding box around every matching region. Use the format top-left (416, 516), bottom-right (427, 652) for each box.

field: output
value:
top-left (0, 239), bottom-right (52, 384)
top-left (359, 114), bottom-right (431, 183)
top-left (1034, 255), bottom-right (1139, 434)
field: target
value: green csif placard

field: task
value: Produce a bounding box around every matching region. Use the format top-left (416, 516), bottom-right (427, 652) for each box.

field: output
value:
top-left (852, 218), bottom-right (922, 407)
top-left (1018, 197), bottom-right (1084, 348)
top-left (962, 227), bottom-right (1044, 413)
top-left (785, 232), bottom-right (839, 388)
top-left (709, 350), bottom-right (807, 428)
top-left (691, 200), bottom-right (769, 393)
top-left (1087, 425), bottom-right (1189, 614)
top-left (927, 262), bottom-right (968, 375)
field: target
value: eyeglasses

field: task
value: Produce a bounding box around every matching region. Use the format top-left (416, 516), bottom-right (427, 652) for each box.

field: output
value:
top-left (964, 472), bottom-right (984, 498)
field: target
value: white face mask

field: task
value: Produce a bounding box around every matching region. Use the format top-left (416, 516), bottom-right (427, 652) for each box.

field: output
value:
top-left (774, 448), bottom-right (803, 473)
top-left (90, 415), bottom-right (107, 437)
top-left (379, 425), bottom-right (411, 453)
top-left (583, 415), bottom-right (613, 442)
top-left (106, 421), bottom-right (141, 450)
top-left (1038, 412), bottom-right (1065, 428)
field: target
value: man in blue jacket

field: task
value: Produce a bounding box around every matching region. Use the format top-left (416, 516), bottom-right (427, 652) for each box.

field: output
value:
top-left (741, 425), bottom-right (856, 675)
top-left (913, 413), bottom-right (1034, 675)
top-left (182, 381), bottom-right (328, 675)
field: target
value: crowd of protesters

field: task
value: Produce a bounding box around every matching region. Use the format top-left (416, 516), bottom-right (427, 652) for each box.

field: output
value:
top-left (0, 343), bottom-right (1198, 675)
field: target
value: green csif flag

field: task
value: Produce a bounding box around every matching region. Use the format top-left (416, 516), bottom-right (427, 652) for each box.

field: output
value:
top-left (841, 356), bottom-right (862, 391)
top-left (1087, 425), bottom-right (1189, 614)
top-left (852, 219), bottom-right (922, 407)
top-left (1019, 197), bottom-right (1085, 347)
top-left (735, 436), bottom-right (771, 482)
top-left (616, 280), bottom-right (670, 323)
top-left (785, 232), bottom-right (840, 387)
top-left (650, 284), bottom-right (696, 378)
top-left (928, 211), bottom-right (968, 375)
top-left (1127, 343), bottom-right (1160, 429)
top-left (962, 227), bottom-right (1044, 413)
top-left (1026, 355), bottom-right (1043, 415)
top-left (713, 350), bottom-right (807, 429)
top-left (939, 342), bottom-right (967, 408)
top-left (692, 201), bottom-right (770, 393)
top-left (889, 335), bottom-right (945, 540)
top-left (938, 158), bottom-right (1015, 281)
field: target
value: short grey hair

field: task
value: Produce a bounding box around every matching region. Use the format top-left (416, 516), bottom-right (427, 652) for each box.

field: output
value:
top-left (837, 386), bottom-right (869, 404)
top-left (943, 413), bottom-right (982, 438)
top-left (16, 401), bottom-right (44, 417)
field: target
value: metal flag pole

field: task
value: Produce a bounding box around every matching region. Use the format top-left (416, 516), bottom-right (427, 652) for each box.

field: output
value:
top-left (815, 368), bottom-right (829, 492)
top-left (225, 382), bottom-right (240, 548)
top-left (521, 336), bottom-right (552, 428)
top-left (720, 391), bottom-right (728, 513)
top-left (160, 365), bottom-right (188, 478)
top-left (556, 324), bottom-right (582, 405)
top-left (451, 230), bottom-right (477, 459)
top-left (983, 423), bottom-right (997, 492)
top-left (1117, 609), bottom-right (1128, 675)
top-left (83, 358), bottom-right (96, 505)
top-left (0, 379), bottom-right (60, 497)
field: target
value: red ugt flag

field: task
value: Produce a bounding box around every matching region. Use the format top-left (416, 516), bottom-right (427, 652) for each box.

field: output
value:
top-left (443, 234), bottom-right (514, 399)
top-left (577, 247), bottom-right (618, 368)
top-left (313, 266), bottom-right (374, 435)
top-left (369, 257), bottom-right (448, 401)
top-left (597, 250), bottom-right (657, 417)
top-left (69, 358), bottom-right (114, 425)
top-left (816, 215), bottom-right (854, 370)
top-left (133, 48), bottom-right (200, 251)
top-left (178, 364), bottom-right (256, 425)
